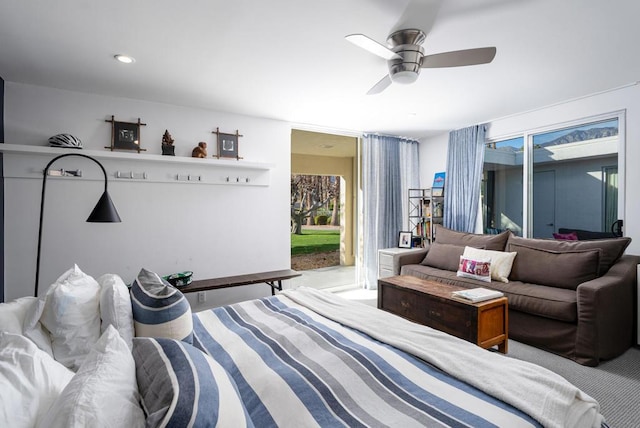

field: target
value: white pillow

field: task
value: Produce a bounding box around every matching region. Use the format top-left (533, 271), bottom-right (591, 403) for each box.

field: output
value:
top-left (463, 246), bottom-right (517, 283)
top-left (23, 297), bottom-right (54, 357)
top-left (0, 332), bottom-right (74, 428)
top-left (40, 265), bottom-right (102, 371)
top-left (97, 274), bottom-right (134, 349)
top-left (0, 296), bottom-right (37, 334)
top-left (40, 326), bottom-right (145, 428)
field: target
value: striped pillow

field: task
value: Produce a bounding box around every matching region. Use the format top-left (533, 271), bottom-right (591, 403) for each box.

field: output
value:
top-left (130, 268), bottom-right (193, 344)
top-left (132, 337), bottom-right (251, 427)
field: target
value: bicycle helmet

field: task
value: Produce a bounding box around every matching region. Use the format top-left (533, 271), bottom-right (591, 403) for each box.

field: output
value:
top-left (48, 134), bottom-right (83, 149)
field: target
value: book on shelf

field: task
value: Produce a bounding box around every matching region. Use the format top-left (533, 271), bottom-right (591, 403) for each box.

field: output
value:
top-left (451, 287), bottom-right (504, 303)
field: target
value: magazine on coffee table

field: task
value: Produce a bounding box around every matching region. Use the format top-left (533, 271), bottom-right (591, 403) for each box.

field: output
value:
top-left (451, 287), bottom-right (504, 303)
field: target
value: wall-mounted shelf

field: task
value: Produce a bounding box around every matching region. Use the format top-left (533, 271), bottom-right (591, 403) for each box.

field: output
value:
top-left (0, 144), bottom-right (274, 170)
top-left (0, 143), bottom-right (274, 186)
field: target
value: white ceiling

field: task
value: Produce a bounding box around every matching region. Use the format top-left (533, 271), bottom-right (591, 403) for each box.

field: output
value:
top-left (1, 0), bottom-right (639, 140)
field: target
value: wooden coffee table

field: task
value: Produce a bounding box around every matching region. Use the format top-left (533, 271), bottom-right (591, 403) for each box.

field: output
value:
top-left (378, 275), bottom-right (508, 353)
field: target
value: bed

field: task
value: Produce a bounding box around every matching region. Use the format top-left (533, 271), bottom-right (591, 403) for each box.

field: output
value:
top-left (0, 266), bottom-right (606, 428)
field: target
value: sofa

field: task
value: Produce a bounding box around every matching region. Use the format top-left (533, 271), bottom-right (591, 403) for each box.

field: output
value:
top-left (395, 225), bottom-right (639, 366)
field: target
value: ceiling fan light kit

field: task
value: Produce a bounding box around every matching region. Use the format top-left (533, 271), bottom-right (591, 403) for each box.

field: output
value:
top-left (347, 28), bottom-right (496, 95)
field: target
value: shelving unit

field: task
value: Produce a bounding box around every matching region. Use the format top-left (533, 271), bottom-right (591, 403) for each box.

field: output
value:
top-left (0, 143), bottom-right (274, 186)
top-left (408, 188), bottom-right (444, 246)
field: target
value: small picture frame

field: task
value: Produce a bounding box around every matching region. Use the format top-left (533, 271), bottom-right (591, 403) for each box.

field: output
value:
top-left (432, 187), bottom-right (444, 197)
top-left (398, 231), bottom-right (412, 248)
top-left (212, 127), bottom-right (243, 160)
top-left (218, 133), bottom-right (238, 158)
top-left (105, 116), bottom-right (146, 153)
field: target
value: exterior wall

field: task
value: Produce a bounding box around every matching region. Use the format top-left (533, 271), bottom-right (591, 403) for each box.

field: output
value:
top-left (291, 153), bottom-right (356, 265)
top-left (3, 82), bottom-right (292, 308)
top-left (419, 83), bottom-right (640, 255)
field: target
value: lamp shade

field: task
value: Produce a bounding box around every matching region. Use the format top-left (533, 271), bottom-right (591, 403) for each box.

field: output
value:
top-left (87, 191), bottom-right (122, 223)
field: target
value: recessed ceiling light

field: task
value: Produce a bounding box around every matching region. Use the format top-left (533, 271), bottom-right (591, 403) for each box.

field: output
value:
top-left (114, 54), bottom-right (135, 64)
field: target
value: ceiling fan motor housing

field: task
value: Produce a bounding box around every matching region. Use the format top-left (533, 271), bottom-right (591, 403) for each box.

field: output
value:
top-left (387, 29), bottom-right (426, 84)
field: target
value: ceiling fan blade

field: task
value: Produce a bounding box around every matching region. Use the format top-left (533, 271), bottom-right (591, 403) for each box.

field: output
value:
top-left (421, 47), bottom-right (497, 68)
top-left (367, 75), bottom-right (392, 95)
top-left (345, 34), bottom-right (401, 60)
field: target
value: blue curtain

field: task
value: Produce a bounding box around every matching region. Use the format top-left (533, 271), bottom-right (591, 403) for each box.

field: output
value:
top-left (362, 134), bottom-right (419, 289)
top-left (443, 124), bottom-right (486, 233)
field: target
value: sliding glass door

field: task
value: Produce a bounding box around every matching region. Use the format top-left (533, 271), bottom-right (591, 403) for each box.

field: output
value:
top-left (483, 115), bottom-right (621, 238)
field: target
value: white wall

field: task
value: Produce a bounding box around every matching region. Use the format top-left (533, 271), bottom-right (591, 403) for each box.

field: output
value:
top-left (419, 83), bottom-right (640, 254)
top-left (418, 133), bottom-right (448, 189)
top-left (3, 82), bottom-right (292, 306)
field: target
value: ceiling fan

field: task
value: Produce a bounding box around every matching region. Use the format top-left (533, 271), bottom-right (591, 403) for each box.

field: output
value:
top-left (346, 29), bottom-right (496, 95)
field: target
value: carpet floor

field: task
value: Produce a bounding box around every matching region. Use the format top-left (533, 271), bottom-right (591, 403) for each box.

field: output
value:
top-left (506, 341), bottom-right (640, 428)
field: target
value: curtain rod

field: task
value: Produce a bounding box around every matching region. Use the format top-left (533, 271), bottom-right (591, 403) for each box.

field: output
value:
top-left (363, 132), bottom-right (419, 142)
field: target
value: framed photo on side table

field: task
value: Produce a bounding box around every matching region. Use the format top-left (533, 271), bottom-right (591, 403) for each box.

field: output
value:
top-left (398, 231), bottom-right (412, 248)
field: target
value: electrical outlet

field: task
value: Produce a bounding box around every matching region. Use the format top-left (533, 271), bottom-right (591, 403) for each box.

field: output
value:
top-left (198, 292), bottom-right (206, 303)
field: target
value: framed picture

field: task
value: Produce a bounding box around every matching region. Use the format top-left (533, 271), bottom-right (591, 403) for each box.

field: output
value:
top-left (433, 171), bottom-right (446, 189)
top-left (218, 133), bottom-right (238, 158)
top-left (432, 187), bottom-right (444, 197)
top-left (213, 128), bottom-right (243, 160)
top-left (105, 116), bottom-right (146, 153)
top-left (398, 231), bottom-right (412, 248)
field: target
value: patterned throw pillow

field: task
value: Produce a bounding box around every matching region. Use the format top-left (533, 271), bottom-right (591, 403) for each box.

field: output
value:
top-left (456, 256), bottom-right (492, 282)
top-left (132, 337), bottom-right (250, 428)
top-left (462, 246), bottom-right (517, 283)
top-left (552, 232), bottom-right (578, 241)
top-left (130, 268), bottom-right (193, 344)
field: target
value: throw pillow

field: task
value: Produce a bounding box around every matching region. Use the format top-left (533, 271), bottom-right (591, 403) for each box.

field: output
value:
top-left (97, 273), bottom-right (134, 349)
top-left (22, 297), bottom-right (54, 357)
top-left (506, 234), bottom-right (630, 275)
top-left (420, 242), bottom-right (467, 272)
top-left (435, 224), bottom-right (510, 251)
top-left (40, 264), bottom-right (102, 371)
top-left (456, 256), bottom-right (492, 282)
top-left (133, 337), bottom-right (250, 428)
top-left (462, 247), bottom-right (517, 283)
top-left (508, 243), bottom-right (600, 289)
top-left (552, 232), bottom-right (578, 241)
top-left (41, 326), bottom-right (145, 428)
top-left (130, 268), bottom-right (193, 344)
top-left (0, 332), bottom-right (74, 428)
top-left (0, 296), bottom-right (37, 335)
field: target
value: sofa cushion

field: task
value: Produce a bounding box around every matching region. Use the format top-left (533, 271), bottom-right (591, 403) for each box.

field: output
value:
top-left (401, 264), bottom-right (496, 288)
top-left (420, 242), bottom-right (467, 272)
top-left (488, 280), bottom-right (577, 323)
top-left (435, 225), bottom-right (509, 251)
top-left (508, 243), bottom-right (599, 290)
top-left (506, 234), bottom-right (630, 275)
top-left (399, 264), bottom-right (577, 322)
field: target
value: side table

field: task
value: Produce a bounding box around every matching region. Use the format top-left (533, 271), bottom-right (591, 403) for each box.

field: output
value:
top-left (378, 247), bottom-right (426, 279)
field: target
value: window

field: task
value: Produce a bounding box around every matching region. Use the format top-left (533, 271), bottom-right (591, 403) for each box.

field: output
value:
top-left (483, 115), bottom-right (621, 238)
top-left (482, 137), bottom-right (524, 235)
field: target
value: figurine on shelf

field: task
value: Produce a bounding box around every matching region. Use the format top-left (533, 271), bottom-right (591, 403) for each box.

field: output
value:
top-left (192, 142), bottom-right (207, 158)
top-left (161, 129), bottom-right (175, 156)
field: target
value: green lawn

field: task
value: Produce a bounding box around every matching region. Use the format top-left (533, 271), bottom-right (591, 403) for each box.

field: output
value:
top-left (291, 229), bottom-right (340, 255)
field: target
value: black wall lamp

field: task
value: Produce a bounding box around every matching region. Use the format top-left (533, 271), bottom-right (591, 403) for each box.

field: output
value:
top-left (35, 153), bottom-right (121, 297)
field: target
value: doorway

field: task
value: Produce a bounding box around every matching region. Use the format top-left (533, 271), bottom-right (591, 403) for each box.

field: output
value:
top-left (290, 129), bottom-right (360, 290)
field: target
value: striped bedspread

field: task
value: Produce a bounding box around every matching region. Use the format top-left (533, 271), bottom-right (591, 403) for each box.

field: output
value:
top-left (192, 289), bottom-right (547, 427)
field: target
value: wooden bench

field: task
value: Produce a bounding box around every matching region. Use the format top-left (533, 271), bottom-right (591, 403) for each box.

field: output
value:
top-left (178, 269), bottom-right (301, 296)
